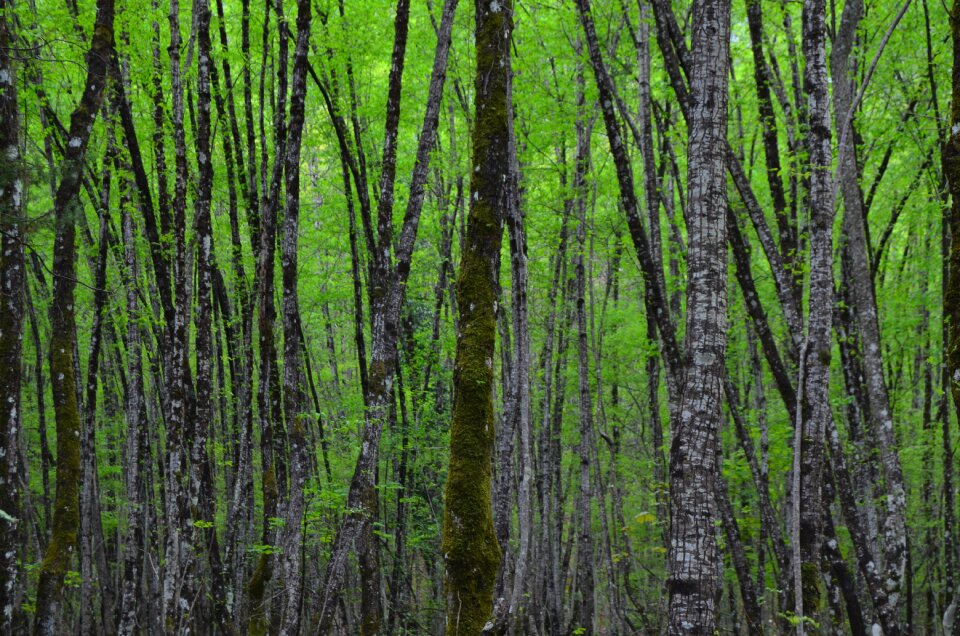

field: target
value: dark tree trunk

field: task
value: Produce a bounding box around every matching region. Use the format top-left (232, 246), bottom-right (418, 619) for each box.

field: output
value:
top-left (943, 0), bottom-right (960, 629)
top-left (441, 0), bottom-right (512, 632)
top-left (572, 69), bottom-right (595, 634)
top-left (277, 0), bottom-right (312, 632)
top-left (33, 0), bottom-right (114, 631)
top-left (0, 2), bottom-right (25, 628)
top-left (665, 1), bottom-right (731, 632)
top-left (793, 0), bottom-right (836, 626)
top-left (316, 1), bottom-right (458, 631)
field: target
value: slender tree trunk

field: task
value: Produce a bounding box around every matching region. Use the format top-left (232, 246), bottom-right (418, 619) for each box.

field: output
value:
top-left (0, 2), bottom-right (25, 627)
top-left (441, 1), bottom-right (512, 632)
top-left (192, 3), bottom-right (234, 631)
top-left (33, 0), bottom-right (114, 631)
top-left (944, 1), bottom-right (960, 630)
top-left (276, 0), bottom-right (311, 632)
top-left (79, 148), bottom-right (114, 636)
top-left (572, 65), bottom-right (596, 634)
top-left (117, 192), bottom-right (146, 636)
top-left (793, 0), bottom-right (836, 627)
top-left (495, 59), bottom-right (533, 631)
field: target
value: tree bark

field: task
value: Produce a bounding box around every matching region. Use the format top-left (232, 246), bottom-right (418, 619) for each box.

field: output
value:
top-left (665, 1), bottom-right (731, 633)
top-left (832, 2), bottom-right (907, 632)
top-left (793, 0), bottom-right (836, 627)
top-left (441, 1), bottom-right (512, 632)
top-left (316, 1), bottom-right (458, 631)
top-left (572, 68), bottom-right (595, 633)
top-left (33, 0), bottom-right (114, 631)
top-left (277, 0), bottom-right (311, 632)
top-left (0, 1), bottom-right (25, 628)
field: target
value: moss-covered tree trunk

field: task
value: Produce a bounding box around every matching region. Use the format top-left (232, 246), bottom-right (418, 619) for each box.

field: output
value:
top-left (0, 1), bottom-right (25, 630)
top-left (33, 0), bottom-right (114, 632)
top-left (441, 1), bottom-right (511, 633)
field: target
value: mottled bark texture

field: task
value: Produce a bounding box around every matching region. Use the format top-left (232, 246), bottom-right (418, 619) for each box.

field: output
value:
top-left (32, 0), bottom-right (114, 632)
top-left (162, 0), bottom-right (200, 627)
top-left (192, 1), bottom-right (232, 630)
top-left (441, 0), bottom-right (512, 632)
top-left (572, 74), bottom-right (595, 634)
top-left (796, 0), bottom-right (835, 625)
top-left (665, 0), bottom-right (730, 633)
top-left (117, 200), bottom-right (144, 636)
top-left (0, 1), bottom-right (24, 629)
top-left (832, 0), bottom-right (907, 631)
top-left (277, 0), bottom-right (312, 632)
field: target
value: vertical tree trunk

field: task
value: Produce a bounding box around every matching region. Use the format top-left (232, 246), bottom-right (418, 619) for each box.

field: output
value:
top-left (831, 2), bottom-right (907, 633)
top-left (794, 0), bottom-right (835, 627)
top-left (441, 1), bottom-right (512, 632)
top-left (192, 3), bottom-right (233, 631)
top-left (944, 0), bottom-right (960, 629)
top-left (117, 195), bottom-right (145, 636)
top-left (79, 148), bottom-right (114, 636)
top-left (572, 64), bottom-right (596, 635)
top-left (665, 0), bottom-right (731, 632)
top-left (0, 2), bottom-right (25, 628)
top-left (33, 0), bottom-right (114, 631)
top-left (277, 0), bottom-right (311, 632)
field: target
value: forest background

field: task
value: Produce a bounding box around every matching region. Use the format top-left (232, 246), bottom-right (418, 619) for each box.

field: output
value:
top-left (0, 0), bottom-right (955, 633)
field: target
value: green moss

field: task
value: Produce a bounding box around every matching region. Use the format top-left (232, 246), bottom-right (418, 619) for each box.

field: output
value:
top-left (441, 3), bottom-right (512, 626)
top-left (800, 561), bottom-right (821, 619)
top-left (34, 317), bottom-right (82, 630)
top-left (246, 553), bottom-right (270, 636)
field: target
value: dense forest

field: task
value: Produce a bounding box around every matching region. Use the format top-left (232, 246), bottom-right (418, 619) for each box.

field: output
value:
top-left (0, 0), bottom-right (957, 633)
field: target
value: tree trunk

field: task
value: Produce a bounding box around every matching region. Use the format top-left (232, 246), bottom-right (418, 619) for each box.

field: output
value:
top-left (277, 0), bottom-right (311, 631)
top-left (572, 65), bottom-right (596, 635)
top-left (831, 1), bottom-right (908, 631)
top-left (441, 1), bottom-right (512, 632)
top-left (665, 1), bottom-right (731, 632)
top-left (0, 2), bottom-right (25, 627)
top-left (793, 0), bottom-right (836, 627)
top-left (944, 0), bottom-right (960, 630)
top-left (33, 0), bottom-right (114, 631)
top-left (117, 190), bottom-right (146, 636)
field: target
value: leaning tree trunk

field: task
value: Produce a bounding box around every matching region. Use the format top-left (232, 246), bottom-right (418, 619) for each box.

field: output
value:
top-left (794, 0), bottom-right (836, 627)
top-left (665, 0), bottom-right (731, 633)
top-left (0, 1), bottom-right (25, 628)
top-left (33, 0), bottom-right (114, 632)
top-left (832, 0), bottom-right (907, 631)
top-left (441, 0), bottom-right (512, 632)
